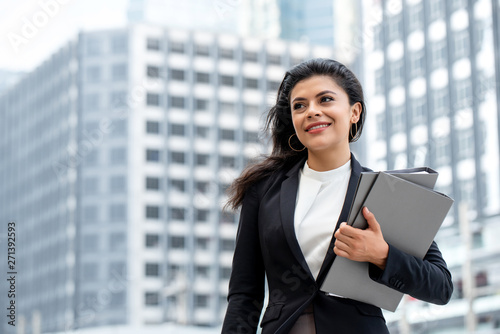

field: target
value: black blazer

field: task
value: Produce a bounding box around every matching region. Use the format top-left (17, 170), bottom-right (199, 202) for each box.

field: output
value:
top-left (222, 154), bottom-right (453, 334)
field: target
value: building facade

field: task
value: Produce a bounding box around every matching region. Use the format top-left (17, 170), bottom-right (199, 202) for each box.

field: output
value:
top-left (364, 0), bottom-right (500, 332)
top-left (0, 24), bottom-right (335, 333)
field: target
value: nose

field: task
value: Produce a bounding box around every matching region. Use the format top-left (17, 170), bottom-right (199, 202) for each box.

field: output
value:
top-left (306, 103), bottom-right (322, 118)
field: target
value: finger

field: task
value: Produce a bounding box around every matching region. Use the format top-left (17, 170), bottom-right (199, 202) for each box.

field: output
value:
top-left (363, 207), bottom-right (380, 231)
top-left (337, 222), bottom-right (358, 238)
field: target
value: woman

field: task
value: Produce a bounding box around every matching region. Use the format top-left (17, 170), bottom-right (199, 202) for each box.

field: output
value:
top-left (222, 58), bottom-right (453, 334)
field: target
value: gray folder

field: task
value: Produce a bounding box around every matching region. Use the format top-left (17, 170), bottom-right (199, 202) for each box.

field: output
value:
top-left (320, 170), bottom-right (454, 311)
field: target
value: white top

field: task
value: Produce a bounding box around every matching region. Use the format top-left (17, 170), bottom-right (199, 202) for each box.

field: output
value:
top-left (294, 159), bottom-right (351, 279)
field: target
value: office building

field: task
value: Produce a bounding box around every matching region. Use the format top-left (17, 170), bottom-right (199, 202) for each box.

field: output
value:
top-left (0, 24), bottom-right (334, 333)
top-left (364, 0), bottom-right (500, 332)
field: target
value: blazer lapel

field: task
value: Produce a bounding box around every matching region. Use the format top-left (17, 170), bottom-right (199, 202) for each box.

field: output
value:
top-left (316, 153), bottom-right (363, 285)
top-left (279, 157), bottom-right (313, 278)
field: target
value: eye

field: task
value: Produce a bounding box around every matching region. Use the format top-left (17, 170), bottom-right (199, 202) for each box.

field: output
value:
top-left (320, 96), bottom-right (334, 103)
top-left (293, 102), bottom-right (305, 110)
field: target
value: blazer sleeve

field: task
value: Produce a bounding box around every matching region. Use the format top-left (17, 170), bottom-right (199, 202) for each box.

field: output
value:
top-left (222, 185), bottom-right (265, 333)
top-left (368, 241), bottom-right (453, 305)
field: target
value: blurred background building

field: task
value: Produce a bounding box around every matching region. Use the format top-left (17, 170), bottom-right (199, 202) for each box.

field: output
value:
top-left (1, 0), bottom-right (499, 333)
top-left (363, 0), bottom-right (500, 332)
top-left (0, 24), bottom-right (334, 333)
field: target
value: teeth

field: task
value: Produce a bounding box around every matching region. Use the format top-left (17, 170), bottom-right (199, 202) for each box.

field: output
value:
top-left (308, 124), bottom-right (329, 131)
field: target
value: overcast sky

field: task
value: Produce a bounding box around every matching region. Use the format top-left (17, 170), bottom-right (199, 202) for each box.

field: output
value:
top-left (0, 0), bottom-right (128, 72)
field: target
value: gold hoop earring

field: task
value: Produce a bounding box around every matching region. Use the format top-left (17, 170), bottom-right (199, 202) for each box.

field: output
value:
top-left (350, 122), bottom-right (358, 140)
top-left (288, 134), bottom-right (306, 152)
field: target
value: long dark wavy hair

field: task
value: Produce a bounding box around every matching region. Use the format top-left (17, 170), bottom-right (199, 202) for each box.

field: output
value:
top-left (226, 58), bottom-right (366, 210)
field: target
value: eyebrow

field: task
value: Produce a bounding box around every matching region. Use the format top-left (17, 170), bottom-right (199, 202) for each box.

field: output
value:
top-left (291, 90), bottom-right (337, 104)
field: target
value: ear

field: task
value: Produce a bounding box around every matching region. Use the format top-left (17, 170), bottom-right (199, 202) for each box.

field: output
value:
top-left (350, 102), bottom-right (362, 124)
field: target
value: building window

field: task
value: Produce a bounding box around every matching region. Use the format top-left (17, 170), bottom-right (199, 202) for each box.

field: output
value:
top-left (455, 79), bottom-right (472, 110)
top-left (459, 179), bottom-right (476, 210)
top-left (219, 47), bottom-right (234, 59)
top-left (432, 88), bottom-right (449, 117)
top-left (145, 292), bottom-right (159, 306)
top-left (110, 175), bottom-right (126, 193)
top-left (84, 93), bottom-right (100, 111)
top-left (145, 234), bottom-right (159, 248)
top-left (244, 51), bottom-right (258, 62)
top-left (431, 39), bottom-right (447, 69)
top-left (376, 113), bottom-right (386, 140)
top-left (458, 128), bottom-right (474, 159)
top-left (146, 149), bottom-right (160, 162)
top-left (196, 237), bottom-right (209, 250)
top-left (147, 65), bottom-right (161, 78)
top-left (145, 263), bottom-right (160, 277)
top-left (408, 3), bottom-right (424, 32)
top-left (146, 177), bottom-right (160, 190)
top-left (170, 69), bottom-right (185, 81)
top-left (146, 121), bottom-right (160, 134)
top-left (111, 35), bottom-right (127, 53)
top-left (434, 136), bottom-right (450, 166)
top-left (169, 236), bottom-right (185, 249)
top-left (221, 156), bottom-right (236, 168)
top-left (244, 104), bottom-right (260, 116)
top-left (170, 151), bottom-right (185, 164)
top-left (409, 50), bottom-right (425, 78)
top-left (291, 56), bottom-right (304, 66)
top-left (110, 147), bottom-right (127, 165)
top-left (220, 267), bottom-right (231, 279)
top-left (220, 129), bottom-right (236, 141)
top-left (195, 294), bottom-right (209, 308)
top-left (220, 75), bottom-right (235, 87)
top-left (374, 26), bottom-right (383, 50)
top-left (170, 41), bottom-right (185, 54)
top-left (86, 38), bottom-right (101, 56)
top-left (83, 234), bottom-right (98, 252)
top-left (82, 263), bottom-right (98, 281)
top-left (147, 38), bottom-right (161, 51)
top-left (374, 68), bottom-right (385, 95)
top-left (112, 63), bottom-right (127, 81)
top-left (451, 0), bottom-right (467, 11)
top-left (170, 207), bottom-right (186, 220)
top-left (110, 91), bottom-right (127, 108)
top-left (196, 126), bottom-right (209, 138)
top-left (146, 205), bottom-right (160, 219)
top-left (391, 107), bottom-right (405, 133)
top-left (411, 98), bottom-right (426, 125)
top-left (195, 72), bottom-right (210, 84)
top-left (170, 123), bottom-right (185, 136)
top-left (195, 98), bottom-right (209, 111)
top-left (267, 54), bottom-right (282, 65)
top-left (267, 80), bottom-right (280, 91)
top-left (220, 102), bottom-right (235, 114)
top-left (429, 0), bottom-right (445, 21)
top-left (171, 179), bottom-right (185, 192)
top-left (196, 209), bottom-right (209, 222)
top-left (196, 266), bottom-right (210, 278)
top-left (195, 153), bottom-right (210, 166)
top-left (195, 44), bottom-right (210, 56)
top-left (86, 66), bottom-right (101, 82)
top-left (221, 238), bottom-right (235, 251)
top-left (196, 181), bottom-right (209, 194)
top-left (170, 96), bottom-right (185, 108)
top-left (220, 211), bottom-right (235, 224)
top-left (146, 93), bottom-right (160, 106)
top-left (109, 204), bottom-right (126, 222)
top-left (390, 60), bottom-right (404, 87)
top-left (387, 14), bottom-right (402, 41)
top-left (244, 77), bottom-right (259, 89)
top-left (244, 131), bottom-right (259, 143)
top-left (453, 30), bottom-right (470, 60)
top-left (83, 205), bottom-right (98, 221)
top-left (84, 177), bottom-right (99, 195)
top-left (109, 233), bottom-right (125, 251)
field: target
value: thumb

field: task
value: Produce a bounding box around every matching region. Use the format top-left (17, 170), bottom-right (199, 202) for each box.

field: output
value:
top-left (363, 207), bottom-right (380, 231)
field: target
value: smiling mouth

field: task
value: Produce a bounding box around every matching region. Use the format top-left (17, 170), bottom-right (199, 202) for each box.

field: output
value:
top-left (306, 124), bottom-right (331, 132)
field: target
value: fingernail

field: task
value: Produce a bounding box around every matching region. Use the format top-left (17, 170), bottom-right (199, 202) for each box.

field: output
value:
top-left (365, 207), bottom-right (370, 213)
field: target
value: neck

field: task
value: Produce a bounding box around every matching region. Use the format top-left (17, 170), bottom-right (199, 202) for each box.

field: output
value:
top-left (306, 145), bottom-right (351, 172)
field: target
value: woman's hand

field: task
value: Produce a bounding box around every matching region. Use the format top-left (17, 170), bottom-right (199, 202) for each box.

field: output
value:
top-left (333, 207), bottom-right (389, 270)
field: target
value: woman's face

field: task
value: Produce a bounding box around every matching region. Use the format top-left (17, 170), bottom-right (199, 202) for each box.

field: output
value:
top-left (289, 75), bottom-right (361, 154)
